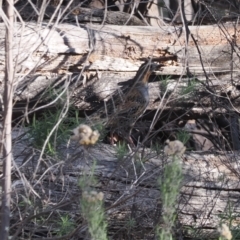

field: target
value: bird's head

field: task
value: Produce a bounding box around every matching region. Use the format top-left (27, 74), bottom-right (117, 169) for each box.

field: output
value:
top-left (135, 60), bottom-right (160, 84)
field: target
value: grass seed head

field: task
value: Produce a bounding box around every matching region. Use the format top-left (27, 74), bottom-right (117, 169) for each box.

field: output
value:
top-left (71, 124), bottom-right (100, 146)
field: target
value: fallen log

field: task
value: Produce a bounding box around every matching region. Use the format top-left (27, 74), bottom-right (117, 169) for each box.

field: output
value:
top-left (0, 22), bottom-right (239, 115)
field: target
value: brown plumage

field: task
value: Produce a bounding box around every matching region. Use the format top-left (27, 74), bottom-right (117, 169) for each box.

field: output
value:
top-left (86, 60), bottom-right (160, 145)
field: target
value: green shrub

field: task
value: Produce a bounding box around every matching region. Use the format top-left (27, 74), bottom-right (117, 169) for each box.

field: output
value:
top-left (78, 163), bottom-right (108, 240)
top-left (28, 107), bottom-right (80, 155)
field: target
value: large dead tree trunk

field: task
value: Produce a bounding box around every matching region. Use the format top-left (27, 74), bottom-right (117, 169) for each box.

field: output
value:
top-left (0, 22), bottom-right (239, 112)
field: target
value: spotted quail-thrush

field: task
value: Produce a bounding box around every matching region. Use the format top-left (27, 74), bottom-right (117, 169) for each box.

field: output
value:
top-left (86, 60), bottom-right (160, 145)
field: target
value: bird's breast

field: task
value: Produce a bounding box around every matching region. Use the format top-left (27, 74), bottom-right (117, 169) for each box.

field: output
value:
top-left (137, 84), bottom-right (149, 106)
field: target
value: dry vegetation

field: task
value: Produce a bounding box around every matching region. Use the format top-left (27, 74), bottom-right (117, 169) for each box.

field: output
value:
top-left (1, 0), bottom-right (240, 239)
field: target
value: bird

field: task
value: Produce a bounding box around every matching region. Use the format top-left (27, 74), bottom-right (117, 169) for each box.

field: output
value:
top-left (86, 59), bottom-right (160, 146)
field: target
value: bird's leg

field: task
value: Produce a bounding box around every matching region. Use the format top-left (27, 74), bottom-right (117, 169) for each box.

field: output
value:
top-left (110, 131), bottom-right (115, 145)
top-left (127, 127), bottom-right (135, 147)
top-left (127, 135), bottom-right (135, 148)
top-left (109, 131), bottom-right (119, 145)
